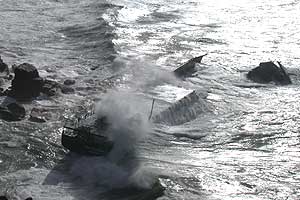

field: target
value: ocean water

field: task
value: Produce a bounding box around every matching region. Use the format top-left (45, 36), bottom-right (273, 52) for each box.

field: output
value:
top-left (1, 0), bottom-right (300, 199)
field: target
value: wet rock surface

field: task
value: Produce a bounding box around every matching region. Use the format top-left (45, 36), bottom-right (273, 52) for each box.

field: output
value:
top-left (2, 62), bottom-right (75, 100)
top-left (0, 102), bottom-right (26, 121)
top-left (8, 63), bottom-right (43, 100)
top-left (29, 108), bottom-right (51, 123)
top-left (64, 79), bottom-right (76, 85)
top-left (0, 56), bottom-right (9, 73)
top-left (61, 85), bottom-right (75, 94)
top-left (41, 79), bottom-right (60, 96)
top-left (247, 61), bottom-right (292, 85)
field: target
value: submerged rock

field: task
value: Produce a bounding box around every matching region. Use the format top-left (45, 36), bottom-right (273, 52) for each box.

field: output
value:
top-left (247, 61), bottom-right (292, 85)
top-left (41, 79), bottom-right (60, 96)
top-left (64, 79), bottom-right (76, 85)
top-left (0, 102), bottom-right (26, 121)
top-left (174, 53), bottom-right (207, 77)
top-left (61, 85), bottom-right (75, 94)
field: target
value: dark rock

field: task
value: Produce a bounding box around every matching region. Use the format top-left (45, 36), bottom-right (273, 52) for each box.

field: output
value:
top-left (174, 53), bottom-right (207, 77)
top-left (64, 79), bottom-right (76, 85)
top-left (8, 63), bottom-right (43, 100)
top-left (41, 79), bottom-right (60, 96)
top-left (0, 56), bottom-right (9, 73)
top-left (61, 85), bottom-right (75, 94)
top-left (247, 61), bottom-right (292, 85)
top-left (2, 62), bottom-right (65, 99)
top-left (0, 102), bottom-right (26, 121)
top-left (29, 108), bottom-right (51, 123)
top-left (0, 196), bottom-right (8, 200)
top-left (25, 198), bottom-right (33, 200)
top-left (14, 63), bottom-right (39, 79)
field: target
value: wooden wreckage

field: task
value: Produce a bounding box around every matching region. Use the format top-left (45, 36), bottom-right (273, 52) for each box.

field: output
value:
top-left (62, 114), bottom-right (114, 156)
top-left (60, 54), bottom-right (210, 156)
top-left (173, 53), bottom-right (207, 77)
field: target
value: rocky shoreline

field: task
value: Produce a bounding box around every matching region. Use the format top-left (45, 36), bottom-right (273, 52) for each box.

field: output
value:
top-left (0, 56), bottom-right (76, 122)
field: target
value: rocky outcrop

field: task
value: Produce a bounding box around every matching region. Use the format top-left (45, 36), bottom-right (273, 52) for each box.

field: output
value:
top-left (8, 63), bottom-right (43, 99)
top-left (174, 53), bottom-right (207, 77)
top-left (247, 61), bottom-right (292, 85)
top-left (0, 102), bottom-right (26, 121)
top-left (0, 56), bottom-right (9, 73)
top-left (4, 63), bottom-right (75, 100)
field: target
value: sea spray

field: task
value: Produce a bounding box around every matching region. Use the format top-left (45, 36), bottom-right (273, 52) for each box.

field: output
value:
top-left (112, 57), bottom-right (179, 89)
top-left (94, 90), bottom-right (159, 189)
top-left (95, 90), bottom-right (151, 160)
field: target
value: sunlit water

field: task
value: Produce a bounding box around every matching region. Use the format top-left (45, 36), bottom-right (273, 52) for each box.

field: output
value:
top-left (1, 0), bottom-right (300, 199)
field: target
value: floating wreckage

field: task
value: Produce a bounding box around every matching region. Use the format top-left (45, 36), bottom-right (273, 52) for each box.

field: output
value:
top-left (247, 61), bottom-right (292, 85)
top-left (62, 115), bottom-right (114, 156)
top-left (153, 90), bottom-right (211, 125)
top-left (173, 53), bottom-right (207, 77)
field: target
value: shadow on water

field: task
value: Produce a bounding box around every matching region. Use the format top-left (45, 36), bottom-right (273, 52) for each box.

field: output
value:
top-left (43, 152), bottom-right (164, 200)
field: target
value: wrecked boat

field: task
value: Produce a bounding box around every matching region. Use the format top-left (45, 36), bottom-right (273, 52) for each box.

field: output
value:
top-left (173, 53), bottom-right (207, 77)
top-left (61, 116), bottom-right (114, 156)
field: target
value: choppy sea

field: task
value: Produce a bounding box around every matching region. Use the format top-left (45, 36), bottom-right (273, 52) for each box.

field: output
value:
top-left (1, 0), bottom-right (300, 199)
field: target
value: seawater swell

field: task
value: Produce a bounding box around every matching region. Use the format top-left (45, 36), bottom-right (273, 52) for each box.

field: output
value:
top-left (0, 1), bottom-right (126, 198)
top-left (57, 2), bottom-right (119, 70)
top-left (153, 91), bottom-right (211, 126)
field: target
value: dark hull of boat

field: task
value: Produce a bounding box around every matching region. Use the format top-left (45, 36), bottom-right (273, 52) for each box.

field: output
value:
top-left (61, 132), bottom-right (113, 156)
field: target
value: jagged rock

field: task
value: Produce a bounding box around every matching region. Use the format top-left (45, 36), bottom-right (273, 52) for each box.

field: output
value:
top-left (0, 102), bottom-right (26, 121)
top-left (0, 56), bottom-right (9, 73)
top-left (29, 108), bottom-right (50, 123)
top-left (247, 61), bottom-right (292, 85)
top-left (174, 53), bottom-right (207, 77)
top-left (14, 63), bottom-right (39, 79)
top-left (64, 79), bottom-right (76, 85)
top-left (8, 63), bottom-right (43, 100)
top-left (2, 62), bottom-right (67, 99)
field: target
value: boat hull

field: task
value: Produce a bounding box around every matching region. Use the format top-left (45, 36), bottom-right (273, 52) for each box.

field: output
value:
top-left (61, 131), bottom-right (113, 156)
